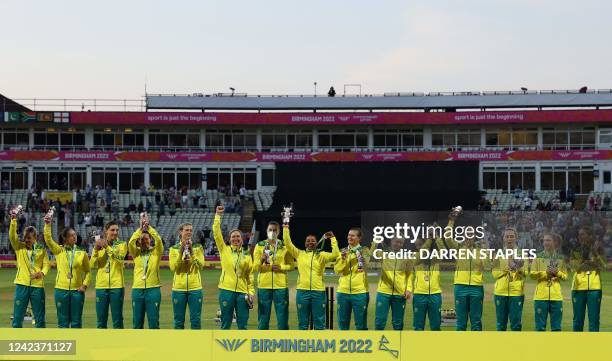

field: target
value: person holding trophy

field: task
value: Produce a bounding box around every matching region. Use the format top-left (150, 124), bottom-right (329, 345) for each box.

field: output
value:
top-left (44, 207), bottom-right (91, 328)
top-left (90, 221), bottom-right (127, 329)
top-left (213, 205), bottom-right (255, 329)
top-left (441, 206), bottom-right (488, 331)
top-left (128, 212), bottom-right (164, 329)
top-left (9, 205), bottom-right (49, 328)
top-left (371, 237), bottom-right (413, 331)
top-left (530, 232), bottom-right (567, 331)
top-left (570, 225), bottom-right (606, 332)
top-left (169, 222), bottom-right (205, 329)
top-left (334, 227), bottom-right (371, 330)
top-left (282, 217), bottom-right (340, 330)
top-left (492, 227), bottom-right (528, 331)
top-left (253, 207), bottom-right (295, 330)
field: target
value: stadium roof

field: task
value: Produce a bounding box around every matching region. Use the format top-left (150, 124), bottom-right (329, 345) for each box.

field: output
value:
top-left (146, 89), bottom-right (612, 111)
top-left (0, 94), bottom-right (30, 112)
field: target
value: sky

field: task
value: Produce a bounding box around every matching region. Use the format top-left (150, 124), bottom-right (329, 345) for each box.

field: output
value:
top-left (1, 0), bottom-right (611, 100)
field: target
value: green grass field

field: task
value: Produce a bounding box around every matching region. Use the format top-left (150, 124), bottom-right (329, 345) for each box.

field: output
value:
top-left (0, 268), bottom-right (609, 331)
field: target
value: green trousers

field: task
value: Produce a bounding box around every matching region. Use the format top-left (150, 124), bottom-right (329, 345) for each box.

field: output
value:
top-left (413, 293), bottom-right (442, 331)
top-left (572, 290), bottom-right (602, 332)
top-left (54, 289), bottom-right (85, 328)
top-left (257, 288), bottom-right (289, 330)
top-left (296, 290), bottom-right (326, 330)
top-left (337, 292), bottom-right (369, 330)
top-left (13, 285), bottom-right (45, 328)
top-left (132, 287), bottom-right (161, 329)
top-left (534, 300), bottom-right (562, 331)
top-left (172, 290), bottom-right (202, 329)
top-left (95, 288), bottom-right (124, 329)
top-left (495, 295), bottom-right (524, 331)
top-left (455, 285), bottom-right (483, 331)
top-left (219, 289), bottom-right (250, 330)
top-left (375, 292), bottom-right (406, 330)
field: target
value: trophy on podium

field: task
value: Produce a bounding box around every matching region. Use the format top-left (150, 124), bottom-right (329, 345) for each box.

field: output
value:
top-left (281, 203), bottom-right (294, 225)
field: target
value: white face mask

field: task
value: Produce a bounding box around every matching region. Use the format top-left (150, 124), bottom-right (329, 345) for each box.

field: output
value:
top-left (267, 231), bottom-right (277, 240)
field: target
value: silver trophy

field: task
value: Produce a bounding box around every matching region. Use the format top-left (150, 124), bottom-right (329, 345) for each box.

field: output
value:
top-left (450, 205), bottom-right (463, 218)
top-left (140, 212), bottom-right (150, 231)
top-left (355, 249), bottom-right (365, 272)
top-left (263, 243), bottom-right (272, 265)
top-left (10, 205), bottom-right (24, 218)
top-left (547, 256), bottom-right (559, 286)
top-left (281, 203), bottom-right (294, 225)
top-left (182, 239), bottom-right (192, 261)
top-left (45, 206), bottom-right (55, 220)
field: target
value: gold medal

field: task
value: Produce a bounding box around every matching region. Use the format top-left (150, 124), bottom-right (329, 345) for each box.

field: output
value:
top-left (141, 274), bottom-right (147, 280)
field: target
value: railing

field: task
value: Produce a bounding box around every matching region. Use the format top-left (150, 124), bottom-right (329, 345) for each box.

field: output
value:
top-left (12, 98), bottom-right (146, 112)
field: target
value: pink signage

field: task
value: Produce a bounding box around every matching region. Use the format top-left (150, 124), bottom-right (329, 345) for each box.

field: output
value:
top-left (69, 109), bottom-right (612, 126)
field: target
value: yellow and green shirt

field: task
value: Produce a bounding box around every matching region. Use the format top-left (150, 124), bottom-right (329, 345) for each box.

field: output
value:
top-left (128, 227), bottom-right (164, 289)
top-left (492, 252), bottom-right (528, 296)
top-left (90, 239), bottom-right (127, 289)
top-left (213, 215), bottom-right (254, 295)
top-left (370, 242), bottom-right (412, 295)
top-left (530, 252), bottom-right (567, 301)
top-left (44, 223), bottom-right (90, 290)
top-left (169, 242), bottom-right (205, 291)
top-left (410, 238), bottom-right (442, 295)
top-left (334, 244), bottom-right (370, 294)
top-left (253, 238), bottom-right (294, 289)
top-left (283, 226), bottom-right (339, 291)
top-left (569, 249), bottom-right (606, 291)
top-left (9, 219), bottom-right (49, 288)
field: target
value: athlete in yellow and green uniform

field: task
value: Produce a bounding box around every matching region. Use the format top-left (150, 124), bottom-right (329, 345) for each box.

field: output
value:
top-left (438, 215), bottom-right (488, 331)
top-left (372, 238), bottom-right (413, 331)
top-left (128, 221), bottom-right (164, 329)
top-left (253, 221), bottom-right (294, 330)
top-left (44, 213), bottom-right (90, 328)
top-left (9, 209), bottom-right (49, 328)
top-left (411, 237), bottom-right (442, 331)
top-left (334, 227), bottom-right (371, 330)
top-left (213, 206), bottom-right (255, 329)
top-left (570, 226), bottom-right (606, 332)
top-left (530, 233), bottom-right (567, 331)
top-left (283, 225), bottom-right (339, 330)
top-left (169, 222), bottom-right (205, 329)
top-left (90, 221), bottom-right (127, 329)
top-left (492, 227), bottom-right (528, 331)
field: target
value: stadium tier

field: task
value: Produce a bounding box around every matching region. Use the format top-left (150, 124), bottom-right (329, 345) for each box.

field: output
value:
top-left (2, 89), bottom-right (612, 239)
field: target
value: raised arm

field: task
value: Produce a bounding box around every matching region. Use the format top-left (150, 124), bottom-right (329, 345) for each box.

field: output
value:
top-left (128, 228), bottom-right (142, 258)
top-left (9, 218), bottom-right (22, 251)
top-left (150, 227), bottom-right (164, 256)
top-left (322, 235), bottom-right (340, 262)
top-left (43, 222), bottom-right (63, 255)
top-left (212, 208), bottom-right (227, 254)
top-left (282, 225), bottom-right (300, 259)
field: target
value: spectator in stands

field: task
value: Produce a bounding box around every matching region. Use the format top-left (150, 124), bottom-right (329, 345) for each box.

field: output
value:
top-left (139, 183), bottom-right (147, 196)
top-left (524, 196), bottom-right (532, 211)
top-left (137, 201), bottom-right (144, 213)
top-left (155, 191), bottom-right (161, 205)
top-left (181, 193), bottom-right (188, 209)
top-left (105, 183), bottom-right (113, 205)
top-left (147, 184), bottom-right (155, 196)
top-left (1, 179), bottom-right (10, 192)
top-left (145, 198), bottom-right (152, 214)
top-left (514, 185), bottom-right (522, 198)
top-left (0, 199), bottom-right (5, 228)
top-left (328, 86), bottom-right (336, 97)
top-left (128, 201), bottom-right (136, 213)
top-left (595, 194), bottom-right (602, 210)
top-left (194, 188), bottom-right (203, 207)
top-left (239, 185), bottom-right (246, 200)
top-left (174, 193), bottom-right (181, 209)
top-left (123, 212), bottom-right (133, 226)
top-left (111, 197), bottom-right (120, 220)
top-left (158, 201), bottom-right (165, 217)
top-left (231, 184), bottom-right (238, 197)
top-left (603, 195), bottom-right (611, 211)
top-left (169, 203), bottom-right (176, 216)
top-left (198, 195), bottom-right (207, 209)
top-left (218, 184), bottom-right (226, 196)
top-left (84, 213), bottom-right (92, 227)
